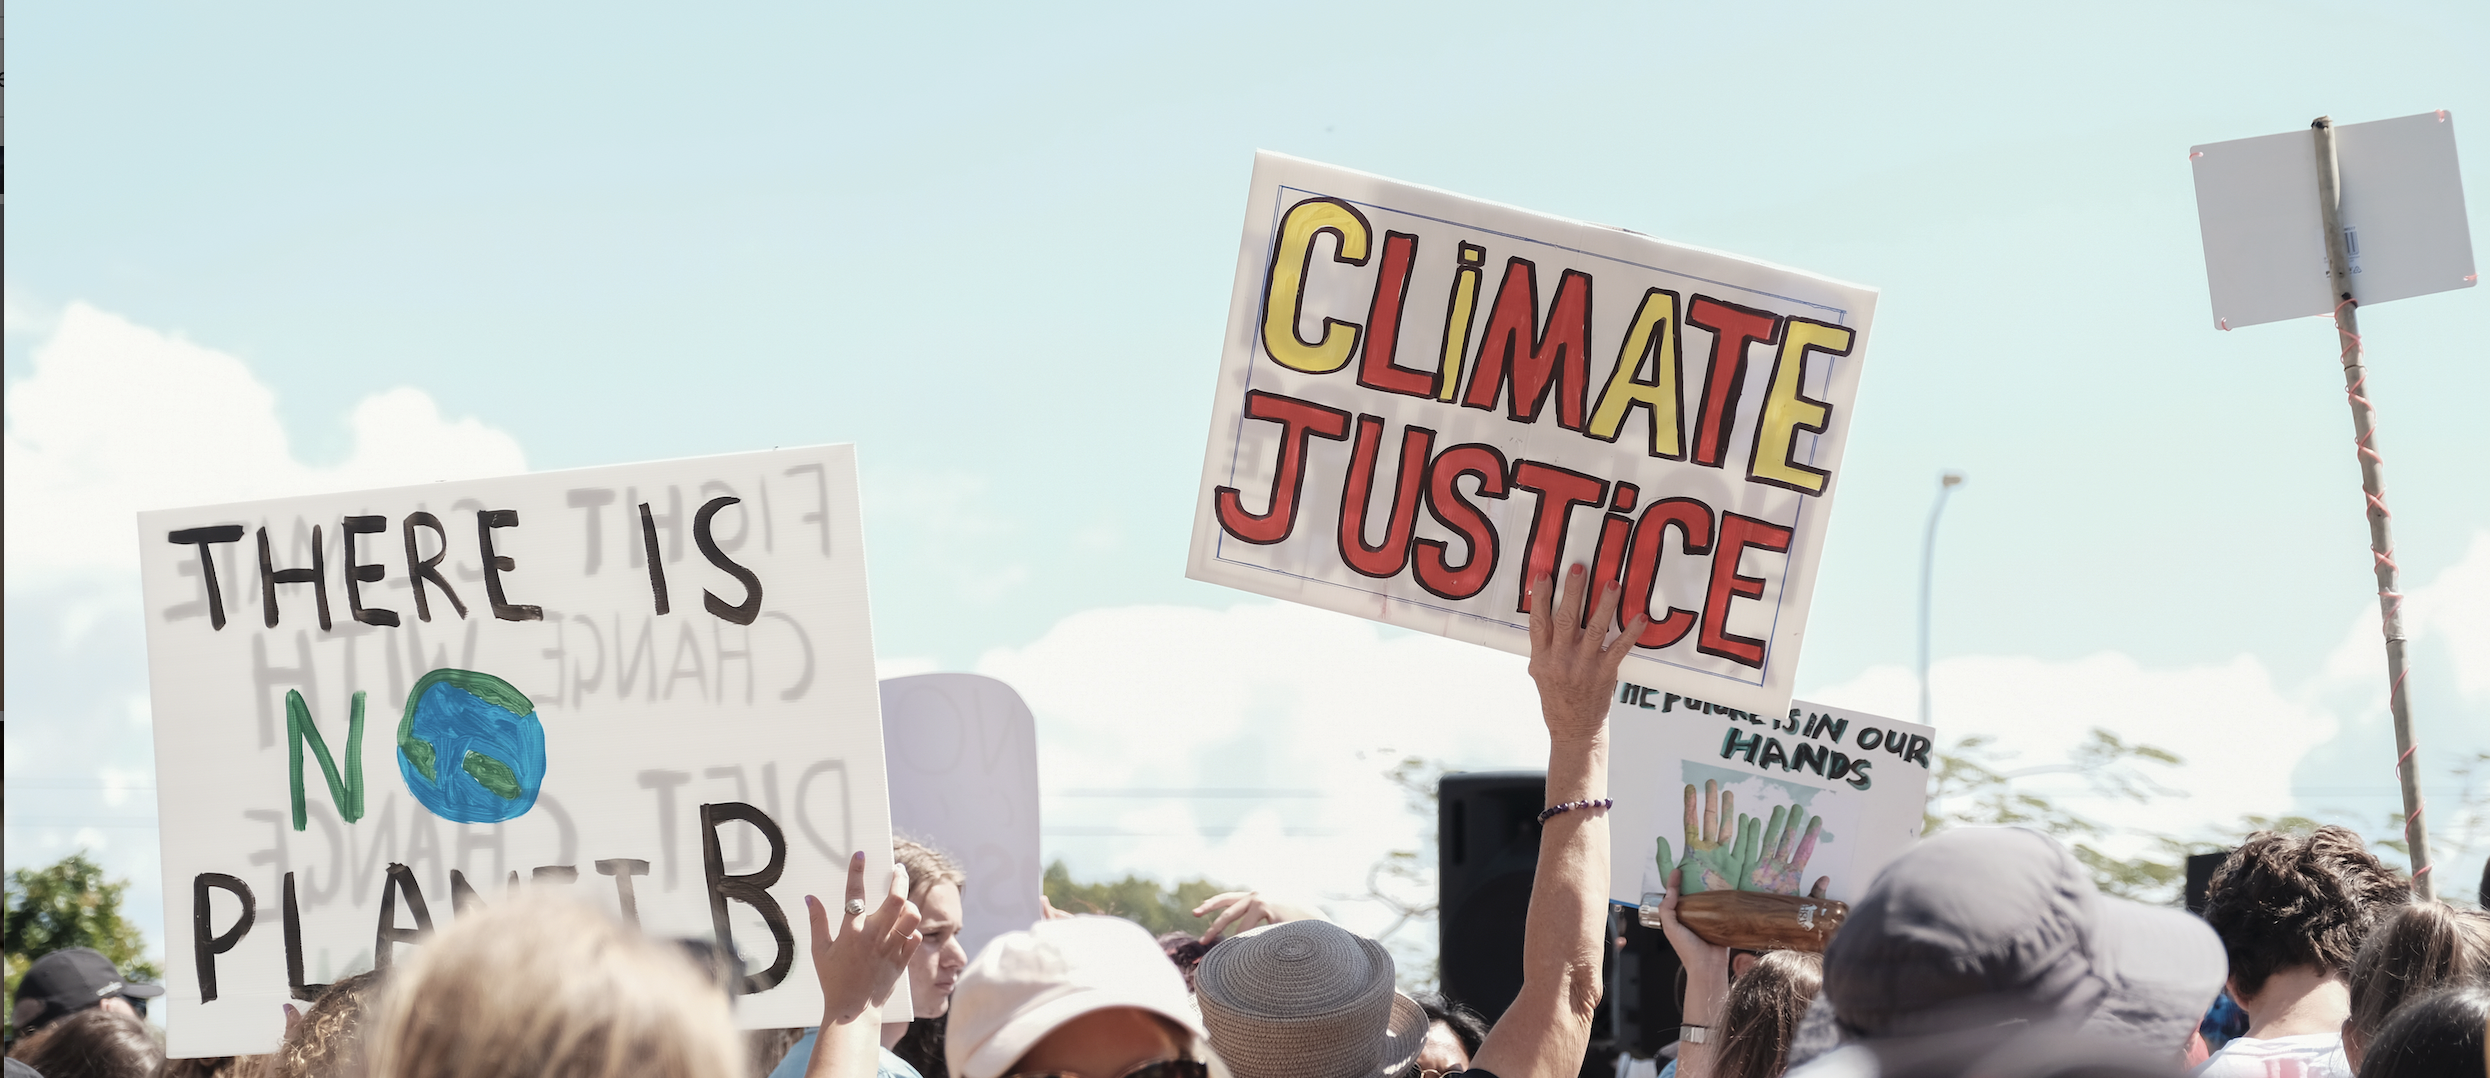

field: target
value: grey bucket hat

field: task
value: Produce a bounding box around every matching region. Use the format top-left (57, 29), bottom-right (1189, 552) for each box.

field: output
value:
top-left (1194, 921), bottom-right (1429, 1078)
top-left (1805, 826), bottom-right (2226, 1055)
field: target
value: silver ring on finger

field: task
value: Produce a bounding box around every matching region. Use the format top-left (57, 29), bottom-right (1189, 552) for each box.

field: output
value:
top-left (846, 898), bottom-right (868, 916)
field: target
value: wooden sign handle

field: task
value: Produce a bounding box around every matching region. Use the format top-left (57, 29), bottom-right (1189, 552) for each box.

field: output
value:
top-left (1660, 890), bottom-right (1849, 952)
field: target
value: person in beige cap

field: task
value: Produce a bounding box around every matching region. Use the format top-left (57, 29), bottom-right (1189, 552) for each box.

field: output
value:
top-left (945, 915), bottom-right (1214, 1078)
top-left (1202, 564), bottom-right (1646, 1078)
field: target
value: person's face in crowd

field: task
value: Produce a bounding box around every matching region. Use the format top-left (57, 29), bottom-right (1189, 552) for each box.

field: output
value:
top-left (1414, 1019), bottom-right (1470, 1073)
top-left (1006, 1006), bottom-right (1187, 1078)
top-left (910, 881), bottom-right (969, 1019)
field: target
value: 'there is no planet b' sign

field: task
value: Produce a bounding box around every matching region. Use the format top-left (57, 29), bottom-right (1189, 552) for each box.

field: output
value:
top-left (138, 447), bottom-right (895, 1056)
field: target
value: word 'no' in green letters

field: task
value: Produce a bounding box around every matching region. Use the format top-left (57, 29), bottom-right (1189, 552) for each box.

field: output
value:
top-left (287, 689), bottom-right (366, 831)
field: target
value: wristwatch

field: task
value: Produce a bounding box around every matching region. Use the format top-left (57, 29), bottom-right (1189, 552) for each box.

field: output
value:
top-left (1679, 1025), bottom-right (1710, 1044)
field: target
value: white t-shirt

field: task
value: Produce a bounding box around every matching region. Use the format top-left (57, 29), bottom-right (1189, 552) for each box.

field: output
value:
top-left (2192, 1033), bottom-right (2353, 1078)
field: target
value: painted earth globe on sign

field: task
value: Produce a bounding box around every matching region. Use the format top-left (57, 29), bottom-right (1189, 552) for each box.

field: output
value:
top-left (397, 668), bottom-right (547, 824)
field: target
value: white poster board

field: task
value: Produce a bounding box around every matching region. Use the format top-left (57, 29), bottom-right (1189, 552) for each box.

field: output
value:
top-left (137, 446), bottom-right (892, 1056)
top-left (2191, 110), bottom-right (2476, 329)
top-left (881, 673), bottom-right (1043, 960)
top-left (1608, 684), bottom-right (1929, 910)
top-left (1187, 152), bottom-right (1877, 718)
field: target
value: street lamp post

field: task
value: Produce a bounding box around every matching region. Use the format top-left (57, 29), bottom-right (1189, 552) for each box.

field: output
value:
top-left (1919, 471), bottom-right (1966, 727)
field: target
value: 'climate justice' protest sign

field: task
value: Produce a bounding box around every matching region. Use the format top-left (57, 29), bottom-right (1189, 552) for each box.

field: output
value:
top-left (1188, 153), bottom-right (1878, 716)
top-left (1608, 688), bottom-right (1932, 911)
top-left (137, 447), bottom-right (893, 1056)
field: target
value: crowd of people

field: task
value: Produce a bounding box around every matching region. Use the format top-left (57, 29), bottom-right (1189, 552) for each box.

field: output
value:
top-left (8, 567), bottom-right (2490, 1078)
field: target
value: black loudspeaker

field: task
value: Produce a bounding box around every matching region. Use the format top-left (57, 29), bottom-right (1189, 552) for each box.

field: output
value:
top-left (1439, 770), bottom-right (1548, 1023)
top-left (2185, 850), bottom-right (2233, 914)
top-left (1609, 907), bottom-right (1684, 1058)
top-left (1437, 770), bottom-right (1623, 1075)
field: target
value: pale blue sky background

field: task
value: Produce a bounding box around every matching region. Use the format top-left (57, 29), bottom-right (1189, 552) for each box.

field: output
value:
top-left (9, 1), bottom-right (2489, 964)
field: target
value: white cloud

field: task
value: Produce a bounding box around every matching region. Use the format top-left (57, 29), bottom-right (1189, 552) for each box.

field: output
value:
top-left (1806, 530), bottom-right (2490, 881)
top-left (975, 602), bottom-right (1548, 973)
top-left (3, 299), bottom-right (532, 965)
top-left (984, 532), bottom-right (2490, 955)
top-left (1807, 651), bottom-right (2330, 846)
top-left (877, 655), bottom-right (943, 680)
top-left (2319, 530), bottom-right (2490, 701)
top-left (5, 283), bottom-right (59, 338)
top-left (5, 302), bottom-right (527, 588)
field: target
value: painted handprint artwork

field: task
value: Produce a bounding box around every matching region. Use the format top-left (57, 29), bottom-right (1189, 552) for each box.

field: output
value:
top-left (1641, 763), bottom-right (1858, 908)
top-left (1607, 692), bottom-right (1933, 913)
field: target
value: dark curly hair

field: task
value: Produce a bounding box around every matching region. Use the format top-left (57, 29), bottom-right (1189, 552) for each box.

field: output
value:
top-left (2199, 825), bottom-right (2409, 999)
top-left (1157, 931), bottom-right (1218, 992)
top-left (2359, 983), bottom-right (2490, 1078)
top-left (1411, 991), bottom-right (1489, 1059)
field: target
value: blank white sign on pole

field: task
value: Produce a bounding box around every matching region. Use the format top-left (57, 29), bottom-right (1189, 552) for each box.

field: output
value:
top-left (880, 673), bottom-right (1042, 960)
top-left (2190, 111), bottom-right (2476, 330)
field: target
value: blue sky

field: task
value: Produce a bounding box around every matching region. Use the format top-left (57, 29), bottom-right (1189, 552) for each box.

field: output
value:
top-left (8, 1), bottom-right (2488, 967)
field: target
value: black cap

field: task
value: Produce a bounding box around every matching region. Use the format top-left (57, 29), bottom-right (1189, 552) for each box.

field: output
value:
top-left (9, 948), bottom-right (165, 1031)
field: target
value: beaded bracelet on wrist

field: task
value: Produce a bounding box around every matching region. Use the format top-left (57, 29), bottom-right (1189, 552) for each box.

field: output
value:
top-left (1536, 797), bottom-right (1613, 823)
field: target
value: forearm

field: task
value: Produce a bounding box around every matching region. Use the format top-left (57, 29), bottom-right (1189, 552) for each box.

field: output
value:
top-left (804, 1013), bottom-right (885, 1078)
top-left (1524, 727), bottom-right (1609, 995)
top-left (1473, 728), bottom-right (1612, 1077)
top-left (1475, 565), bottom-right (1636, 1078)
top-left (1672, 962), bottom-right (1730, 1078)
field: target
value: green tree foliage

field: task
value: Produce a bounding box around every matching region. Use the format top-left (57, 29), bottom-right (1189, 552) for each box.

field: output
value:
top-left (2401, 751), bottom-right (2490, 906)
top-left (1040, 861), bottom-right (1234, 938)
top-left (1924, 728), bottom-right (2452, 904)
top-left (1369, 754), bottom-right (1447, 994)
top-left (6, 852), bottom-right (161, 1036)
top-left (1926, 727), bottom-right (2201, 900)
top-left (1366, 756), bottom-right (1443, 939)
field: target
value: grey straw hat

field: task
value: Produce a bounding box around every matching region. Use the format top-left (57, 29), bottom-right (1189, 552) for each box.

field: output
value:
top-left (1193, 921), bottom-right (1429, 1078)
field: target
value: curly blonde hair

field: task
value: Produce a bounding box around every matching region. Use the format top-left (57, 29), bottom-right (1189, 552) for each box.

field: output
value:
top-left (267, 968), bottom-right (384, 1078)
